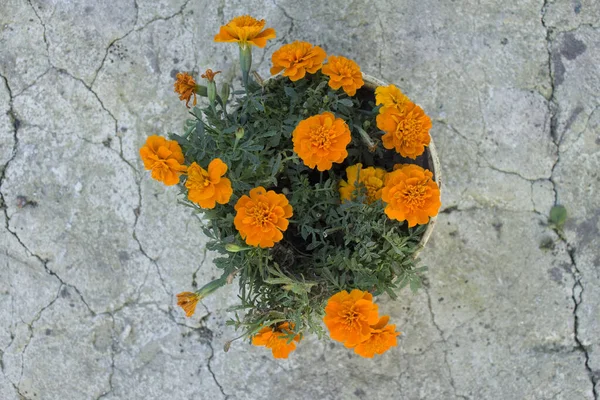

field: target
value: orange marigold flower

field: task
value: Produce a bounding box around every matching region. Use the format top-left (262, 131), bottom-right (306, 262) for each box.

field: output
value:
top-left (376, 102), bottom-right (432, 159)
top-left (185, 159), bottom-right (233, 209)
top-left (201, 69), bottom-right (221, 82)
top-left (292, 111), bottom-right (351, 171)
top-left (339, 163), bottom-right (387, 204)
top-left (321, 55), bottom-right (364, 96)
top-left (381, 164), bottom-right (441, 227)
top-left (323, 289), bottom-right (379, 348)
top-left (353, 315), bottom-right (401, 358)
top-left (251, 322), bottom-right (301, 359)
top-left (270, 41), bottom-right (327, 81)
top-left (176, 292), bottom-right (200, 317)
top-left (139, 135), bottom-right (187, 186)
top-left (234, 187), bottom-right (293, 248)
top-left (214, 15), bottom-right (276, 48)
top-left (174, 72), bottom-right (197, 108)
top-left (375, 84), bottom-right (410, 113)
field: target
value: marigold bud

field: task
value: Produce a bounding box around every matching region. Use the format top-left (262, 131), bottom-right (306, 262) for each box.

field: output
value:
top-left (207, 81), bottom-right (217, 109)
top-left (220, 82), bottom-right (230, 104)
top-left (225, 243), bottom-right (244, 252)
top-left (235, 127), bottom-right (245, 140)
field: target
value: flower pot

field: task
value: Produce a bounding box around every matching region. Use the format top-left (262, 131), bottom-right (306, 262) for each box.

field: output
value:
top-left (261, 72), bottom-right (442, 255)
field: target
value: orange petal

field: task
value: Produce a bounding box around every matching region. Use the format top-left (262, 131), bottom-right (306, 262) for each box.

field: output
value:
top-left (208, 158), bottom-right (228, 182)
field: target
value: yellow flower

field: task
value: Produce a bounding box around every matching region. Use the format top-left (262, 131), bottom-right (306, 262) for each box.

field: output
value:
top-left (214, 15), bottom-right (276, 48)
top-left (339, 163), bottom-right (387, 204)
top-left (292, 112), bottom-right (351, 171)
top-left (270, 41), bottom-right (327, 81)
top-left (375, 84), bottom-right (410, 113)
top-left (176, 292), bottom-right (199, 317)
top-left (323, 289), bottom-right (379, 348)
top-left (234, 187), bottom-right (293, 248)
top-left (185, 159), bottom-right (233, 209)
top-left (376, 102), bottom-right (431, 159)
top-left (353, 315), bottom-right (401, 358)
top-left (139, 135), bottom-right (187, 186)
top-left (321, 56), bottom-right (364, 96)
top-left (174, 72), bottom-right (197, 108)
top-left (381, 164), bottom-right (441, 227)
top-left (251, 322), bottom-right (301, 359)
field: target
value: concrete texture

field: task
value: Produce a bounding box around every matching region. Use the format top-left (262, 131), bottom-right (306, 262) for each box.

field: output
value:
top-left (0, 0), bottom-right (598, 399)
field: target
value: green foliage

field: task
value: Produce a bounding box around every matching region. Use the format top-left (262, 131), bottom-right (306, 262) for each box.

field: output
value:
top-left (170, 73), bottom-right (430, 339)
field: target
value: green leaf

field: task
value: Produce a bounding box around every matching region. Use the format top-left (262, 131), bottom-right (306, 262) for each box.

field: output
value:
top-left (338, 98), bottom-right (353, 107)
top-left (549, 205), bottom-right (567, 229)
top-left (284, 86), bottom-right (298, 100)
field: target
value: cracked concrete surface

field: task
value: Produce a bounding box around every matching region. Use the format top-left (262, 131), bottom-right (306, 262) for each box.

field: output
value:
top-left (0, 0), bottom-right (598, 399)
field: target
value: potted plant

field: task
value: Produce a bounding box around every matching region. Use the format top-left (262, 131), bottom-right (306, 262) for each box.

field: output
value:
top-left (139, 15), bottom-right (441, 359)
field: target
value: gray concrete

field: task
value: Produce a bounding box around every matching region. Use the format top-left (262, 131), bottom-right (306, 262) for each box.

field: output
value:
top-left (0, 0), bottom-right (598, 399)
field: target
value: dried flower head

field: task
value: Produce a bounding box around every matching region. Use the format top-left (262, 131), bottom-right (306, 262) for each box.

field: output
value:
top-left (321, 55), bottom-right (364, 96)
top-left (353, 315), bottom-right (401, 358)
top-left (339, 163), bottom-right (387, 204)
top-left (185, 159), bottom-right (233, 209)
top-left (381, 164), bottom-right (441, 227)
top-left (234, 187), bottom-right (293, 248)
top-left (139, 135), bottom-right (187, 186)
top-left (174, 72), bottom-right (198, 108)
top-left (251, 322), bottom-right (301, 359)
top-left (375, 84), bottom-right (410, 113)
top-left (201, 69), bottom-right (221, 82)
top-left (214, 15), bottom-right (276, 48)
top-left (292, 111), bottom-right (351, 171)
top-left (270, 41), bottom-right (327, 81)
top-left (376, 102), bottom-right (432, 159)
top-left (323, 289), bottom-right (379, 348)
top-left (176, 292), bottom-right (200, 317)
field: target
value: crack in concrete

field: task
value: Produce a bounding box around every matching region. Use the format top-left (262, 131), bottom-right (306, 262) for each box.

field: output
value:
top-left (90, 0), bottom-right (140, 88)
top-left (13, 68), bottom-right (52, 98)
top-left (435, 117), bottom-right (553, 215)
top-left (567, 245), bottom-right (598, 400)
top-left (562, 105), bottom-right (600, 152)
top-left (272, 0), bottom-right (295, 41)
top-left (52, 68), bottom-right (136, 168)
top-left (551, 23), bottom-right (600, 35)
top-left (22, 0), bottom-right (188, 320)
top-left (1, 71), bottom-right (96, 319)
top-left (15, 284), bottom-right (63, 391)
top-left (0, 72), bottom-right (17, 190)
top-left (425, 289), bottom-right (467, 400)
top-left (26, 0), bottom-right (50, 56)
top-left (541, 0), bottom-right (560, 206)
top-left (206, 339), bottom-right (228, 399)
top-left (156, 304), bottom-right (227, 399)
top-left (191, 247), bottom-right (208, 289)
top-left (542, 3), bottom-right (598, 398)
top-left (484, 161), bottom-right (547, 182)
top-left (96, 314), bottom-right (116, 400)
top-left (81, 0), bottom-right (197, 304)
top-left (91, 0), bottom-right (191, 89)
top-left (43, 69), bottom-right (172, 306)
